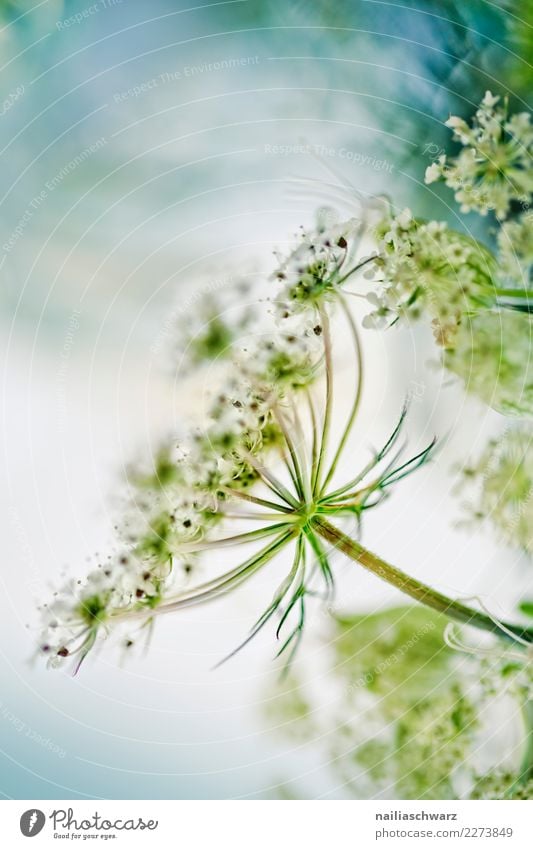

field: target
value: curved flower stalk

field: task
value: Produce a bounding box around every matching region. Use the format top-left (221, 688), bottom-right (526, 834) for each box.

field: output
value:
top-left (443, 593), bottom-right (533, 687)
top-left (444, 622), bottom-right (533, 692)
top-left (38, 212), bottom-right (533, 674)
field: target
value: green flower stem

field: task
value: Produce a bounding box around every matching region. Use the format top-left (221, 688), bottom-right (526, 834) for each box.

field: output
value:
top-left (220, 486), bottom-right (293, 514)
top-left (272, 402), bottom-right (306, 500)
top-left (213, 535), bottom-right (306, 668)
top-left (495, 288), bottom-right (532, 300)
top-left (179, 521), bottom-right (296, 553)
top-left (305, 388), bottom-right (319, 491)
top-left (319, 480), bottom-right (378, 507)
top-left (312, 516), bottom-right (533, 644)
top-left (312, 306), bottom-right (334, 496)
top-left (240, 449), bottom-right (300, 509)
top-left (316, 502), bottom-right (364, 514)
top-left (321, 295), bottom-right (363, 493)
top-left (336, 254), bottom-right (377, 288)
top-left (319, 408), bottom-right (408, 504)
top-left (304, 527), bottom-right (333, 589)
top-left (289, 400), bottom-right (313, 504)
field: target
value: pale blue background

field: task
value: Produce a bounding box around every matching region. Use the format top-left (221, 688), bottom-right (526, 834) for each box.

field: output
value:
top-left (1, 0), bottom-right (529, 799)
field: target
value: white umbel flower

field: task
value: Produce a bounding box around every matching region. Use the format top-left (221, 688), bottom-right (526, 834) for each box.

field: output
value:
top-left (425, 91), bottom-right (533, 219)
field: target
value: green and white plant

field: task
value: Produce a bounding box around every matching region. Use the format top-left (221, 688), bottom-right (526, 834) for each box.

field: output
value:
top-left (37, 91), bottom-right (533, 799)
top-left (38, 109), bottom-right (533, 670)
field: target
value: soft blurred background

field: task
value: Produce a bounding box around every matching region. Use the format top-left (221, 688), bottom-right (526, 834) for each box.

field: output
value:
top-left (0, 0), bottom-right (531, 799)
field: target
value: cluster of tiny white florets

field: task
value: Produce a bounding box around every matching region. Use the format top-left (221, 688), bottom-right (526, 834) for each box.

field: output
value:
top-left (361, 93), bottom-right (533, 422)
top-left (38, 358), bottom-right (299, 667)
top-left (363, 208), bottom-right (496, 344)
top-left (38, 549), bottom-right (171, 670)
top-left (425, 91), bottom-right (533, 219)
top-left (271, 214), bottom-right (364, 318)
top-left (458, 425), bottom-right (533, 553)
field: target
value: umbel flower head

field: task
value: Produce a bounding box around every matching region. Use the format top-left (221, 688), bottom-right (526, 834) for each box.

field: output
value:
top-left (271, 210), bottom-right (366, 317)
top-left (38, 210), bottom-right (437, 672)
top-left (363, 207), bottom-right (497, 343)
top-left (425, 90), bottom-right (533, 219)
top-left (39, 97), bottom-right (533, 675)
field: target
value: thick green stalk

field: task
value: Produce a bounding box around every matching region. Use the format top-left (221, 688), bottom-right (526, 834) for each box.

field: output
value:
top-left (312, 516), bottom-right (533, 644)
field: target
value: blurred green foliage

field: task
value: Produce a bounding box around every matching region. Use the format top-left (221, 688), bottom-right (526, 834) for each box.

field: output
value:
top-left (267, 606), bottom-right (532, 799)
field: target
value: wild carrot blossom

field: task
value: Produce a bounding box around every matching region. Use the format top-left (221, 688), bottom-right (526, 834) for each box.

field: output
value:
top-left (424, 90), bottom-right (533, 219)
top-left (37, 213), bottom-right (416, 670)
top-left (362, 93), bottom-right (533, 420)
top-left (38, 211), bottom-right (533, 673)
top-left (357, 102), bottom-right (533, 562)
top-left (39, 94), bottom-right (533, 674)
top-left (444, 309), bottom-right (533, 416)
top-left (362, 207), bottom-right (497, 343)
